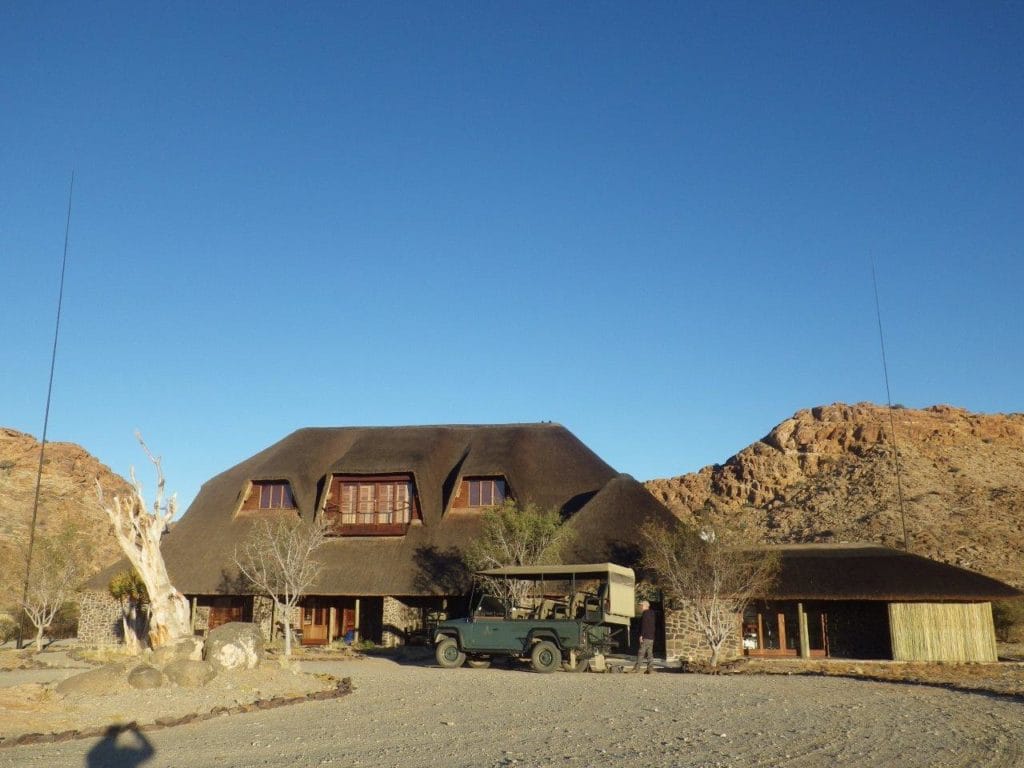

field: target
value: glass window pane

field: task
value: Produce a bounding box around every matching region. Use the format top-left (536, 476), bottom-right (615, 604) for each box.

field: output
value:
top-left (282, 484), bottom-right (294, 508)
top-left (481, 481), bottom-right (492, 506)
top-left (469, 481), bottom-right (480, 506)
top-left (259, 484), bottom-right (272, 508)
top-left (494, 480), bottom-right (506, 503)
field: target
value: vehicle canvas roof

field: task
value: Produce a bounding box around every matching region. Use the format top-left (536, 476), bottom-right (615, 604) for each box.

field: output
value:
top-left (478, 563), bottom-right (635, 581)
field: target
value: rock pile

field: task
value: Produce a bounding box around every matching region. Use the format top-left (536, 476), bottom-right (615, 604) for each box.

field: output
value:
top-left (57, 626), bottom-right (264, 694)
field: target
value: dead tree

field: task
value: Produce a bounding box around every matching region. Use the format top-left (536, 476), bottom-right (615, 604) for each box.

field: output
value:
top-left (97, 432), bottom-right (190, 648)
top-left (641, 520), bottom-right (779, 667)
top-left (234, 516), bottom-right (327, 656)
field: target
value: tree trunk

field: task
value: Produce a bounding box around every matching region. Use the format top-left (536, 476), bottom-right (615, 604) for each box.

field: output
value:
top-left (145, 575), bottom-right (191, 648)
top-left (34, 625), bottom-right (44, 653)
top-left (99, 436), bottom-right (192, 649)
top-left (282, 606), bottom-right (293, 657)
top-left (121, 603), bottom-right (142, 655)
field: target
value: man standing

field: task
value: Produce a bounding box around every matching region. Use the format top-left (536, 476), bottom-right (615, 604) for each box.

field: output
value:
top-left (632, 599), bottom-right (656, 673)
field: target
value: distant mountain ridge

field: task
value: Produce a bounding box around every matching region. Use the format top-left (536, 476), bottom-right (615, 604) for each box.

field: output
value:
top-left (645, 403), bottom-right (1024, 590)
top-left (0, 428), bottom-right (130, 606)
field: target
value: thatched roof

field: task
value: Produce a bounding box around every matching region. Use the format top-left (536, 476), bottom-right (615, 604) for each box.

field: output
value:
top-left (90, 424), bottom-right (676, 597)
top-left (766, 544), bottom-right (1022, 602)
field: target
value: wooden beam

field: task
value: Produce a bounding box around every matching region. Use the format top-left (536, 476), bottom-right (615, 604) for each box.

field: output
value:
top-left (797, 602), bottom-right (810, 659)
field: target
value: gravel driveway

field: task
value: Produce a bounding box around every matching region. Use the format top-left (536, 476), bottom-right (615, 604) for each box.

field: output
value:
top-left (1, 656), bottom-right (1021, 768)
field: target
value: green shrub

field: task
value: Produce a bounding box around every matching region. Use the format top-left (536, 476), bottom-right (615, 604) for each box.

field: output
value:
top-left (993, 599), bottom-right (1024, 642)
top-left (48, 601), bottom-right (79, 640)
top-left (0, 613), bottom-right (17, 644)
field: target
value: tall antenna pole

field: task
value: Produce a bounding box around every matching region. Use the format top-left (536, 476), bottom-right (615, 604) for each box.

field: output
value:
top-left (17, 172), bottom-right (75, 649)
top-left (871, 262), bottom-right (910, 552)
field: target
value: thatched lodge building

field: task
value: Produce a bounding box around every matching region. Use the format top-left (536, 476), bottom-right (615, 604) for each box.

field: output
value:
top-left (80, 422), bottom-right (1020, 663)
top-left (81, 423), bottom-right (675, 647)
top-left (666, 543), bottom-right (1021, 663)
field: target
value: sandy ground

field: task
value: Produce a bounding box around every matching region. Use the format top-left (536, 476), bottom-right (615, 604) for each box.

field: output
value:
top-left (0, 654), bottom-right (1022, 768)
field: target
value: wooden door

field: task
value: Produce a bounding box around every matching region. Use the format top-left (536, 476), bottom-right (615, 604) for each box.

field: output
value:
top-left (340, 608), bottom-right (357, 638)
top-left (302, 604), bottom-right (330, 645)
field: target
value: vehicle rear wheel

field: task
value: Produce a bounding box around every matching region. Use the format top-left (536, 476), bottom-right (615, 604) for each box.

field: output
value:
top-left (530, 640), bottom-right (561, 673)
top-left (466, 657), bottom-right (491, 669)
top-left (435, 637), bottom-right (466, 669)
top-left (564, 657), bottom-right (590, 673)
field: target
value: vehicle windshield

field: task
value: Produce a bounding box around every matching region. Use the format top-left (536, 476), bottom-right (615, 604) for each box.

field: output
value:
top-left (474, 593), bottom-right (507, 618)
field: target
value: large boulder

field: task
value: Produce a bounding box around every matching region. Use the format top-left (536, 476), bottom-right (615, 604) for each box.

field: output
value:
top-left (205, 622), bottom-right (264, 671)
top-left (127, 663), bottom-right (165, 689)
top-left (56, 663), bottom-right (131, 696)
top-left (164, 658), bottom-right (217, 688)
top-left (151, 637), bottom-right (204, 668)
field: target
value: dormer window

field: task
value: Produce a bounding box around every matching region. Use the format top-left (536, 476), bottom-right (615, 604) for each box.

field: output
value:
top-left (323, 475), bottom-right (420, 535)
top-left (242, 481), bottom-right (296, 511)
top-left (455, 477), bottom-right (508, 508)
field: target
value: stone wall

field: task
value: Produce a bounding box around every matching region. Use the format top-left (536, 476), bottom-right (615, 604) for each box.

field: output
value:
top-left (254, 596), bottom-right (276, 641)
top-left (664, 601), bottom-right (743, 663)
top-left (77, 589), bottom-right (125, 645)
top-left (192, 605), bottom-right (211, 633)
top-left (381, 596), bottom-right (426, 647)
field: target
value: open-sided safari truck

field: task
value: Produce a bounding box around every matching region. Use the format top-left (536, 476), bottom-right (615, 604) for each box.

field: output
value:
top-left (433, 562), bottom-right (635, 672)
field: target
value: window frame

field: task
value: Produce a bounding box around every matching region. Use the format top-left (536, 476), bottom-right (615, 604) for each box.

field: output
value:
top-left (460, 477), bottom-right (508, 508)
top-left (244, 480), bottom-right (296, 511)
top-left (324, 474), bottom-right (419, 536)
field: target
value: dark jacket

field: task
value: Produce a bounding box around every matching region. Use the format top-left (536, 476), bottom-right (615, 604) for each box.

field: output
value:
top-left (639, 607), bottom-right (656, 640)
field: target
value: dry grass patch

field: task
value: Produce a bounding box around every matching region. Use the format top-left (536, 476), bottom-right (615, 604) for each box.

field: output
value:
top-left (714, 656), bottom-right (1024, 697)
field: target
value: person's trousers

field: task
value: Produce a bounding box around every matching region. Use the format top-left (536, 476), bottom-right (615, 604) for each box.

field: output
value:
top-left (634, 638), bottom-right (654, 670)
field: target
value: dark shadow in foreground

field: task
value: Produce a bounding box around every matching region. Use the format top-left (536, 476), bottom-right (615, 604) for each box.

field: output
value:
top-left (86, 724), bottom-right (155, 768)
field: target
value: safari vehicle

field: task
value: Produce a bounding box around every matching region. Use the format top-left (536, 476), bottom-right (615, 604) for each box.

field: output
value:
top-left (432, 562), bottom-right (635, 673)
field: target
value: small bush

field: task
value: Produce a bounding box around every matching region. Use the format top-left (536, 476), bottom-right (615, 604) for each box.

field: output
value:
top-left (48, 601), bottom-right (79, 640)
top-left (993, 599), bottom-right (1024, 643)
top-left (0, 613), bottom-right (18, 644)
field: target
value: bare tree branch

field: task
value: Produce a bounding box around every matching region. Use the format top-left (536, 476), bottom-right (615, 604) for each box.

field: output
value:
top-left (234, 515), bottom-right (328, 656)
top-left (641, 519), bottom-right (779, 667)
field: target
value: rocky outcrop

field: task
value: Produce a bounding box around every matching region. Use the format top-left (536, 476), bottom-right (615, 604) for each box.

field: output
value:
top-left (0, 429), bottom-right (131, 606)
top-left (646, 403), bottom-right (1024, 589)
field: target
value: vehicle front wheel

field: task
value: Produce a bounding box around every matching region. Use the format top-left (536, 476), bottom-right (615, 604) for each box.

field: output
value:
top-left (435, 637), bottom-right (466, 669)
top-left (530, 640), bottom-right (561, 673)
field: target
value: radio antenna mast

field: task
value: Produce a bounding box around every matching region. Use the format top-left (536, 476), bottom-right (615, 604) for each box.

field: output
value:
top-left (17, 171), bottom-right (75, 648)
top-left (871, 262), bottom-right (910, 552)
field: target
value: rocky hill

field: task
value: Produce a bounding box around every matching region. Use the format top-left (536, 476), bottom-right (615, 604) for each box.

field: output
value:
top-left (0, 429), bottom-right (131, 607)
top-left (646, 403), bottom-right (1024, 590)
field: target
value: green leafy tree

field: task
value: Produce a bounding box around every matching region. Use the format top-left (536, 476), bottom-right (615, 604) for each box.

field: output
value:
top-left (464, 500), bottom-right (571, 607)
top-left (641, 519), bottom-right (779, 667)
top-left (108, 569), bottom-right (149, 655)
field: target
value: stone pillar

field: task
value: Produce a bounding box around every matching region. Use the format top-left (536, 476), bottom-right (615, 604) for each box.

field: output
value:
top-left (664, 600), bottom-right (743, 664)
top-left (252, 595), bottom-right (275, 642)
top-left (381, 596), bottom-right (424, 648)
top-left (76, 589), bottom-right (124, 645)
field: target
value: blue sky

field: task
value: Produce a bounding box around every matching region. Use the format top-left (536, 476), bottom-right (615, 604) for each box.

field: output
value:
top-left (3, 2), bottom-right (1022, 513)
